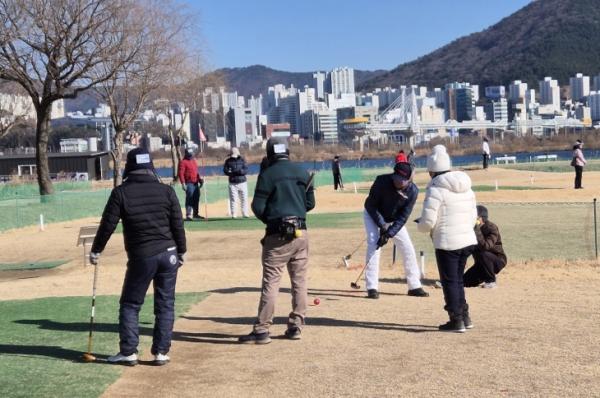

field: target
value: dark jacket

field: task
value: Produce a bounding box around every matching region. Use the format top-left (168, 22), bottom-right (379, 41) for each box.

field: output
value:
top-left (332, 159), bottom-right (341, 175)
top-left (223, 156), bottom-right (248, 184)
top-left (364, 174), bottom-right (418, 237)
top-left (474, 220), bottom-right (506, 263)
top-left (251, 158), bottom-right (315, 224)
top-left (91, 172), bottom-right (186, 259)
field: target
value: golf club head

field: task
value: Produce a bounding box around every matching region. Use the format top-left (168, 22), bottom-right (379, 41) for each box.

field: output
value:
top-left (82, 352), bottom-right (96, 362)
top-left (342, 257), bottom-right (350, 269)
top-left (350, 282), bottom-right (361, 289)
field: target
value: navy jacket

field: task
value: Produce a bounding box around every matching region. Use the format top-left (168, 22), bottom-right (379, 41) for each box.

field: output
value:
top-left (223, 156), bottom-right (248, 184)
top-left (91, 172), bottom-right (186, 259)
top-left (364, 174), bottom-right (418, 237)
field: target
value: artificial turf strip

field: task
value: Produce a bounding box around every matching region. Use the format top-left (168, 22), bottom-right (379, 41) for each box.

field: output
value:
top-left (0, 292), bottom-right (207, 398)
top-left (0, 260), bottom-right (68, 271)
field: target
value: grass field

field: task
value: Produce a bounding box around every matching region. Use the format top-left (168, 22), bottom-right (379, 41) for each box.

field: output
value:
top-left (0, 260), bottom-right (68, 271)
top-left (0, 293), bottom-right (207, 398)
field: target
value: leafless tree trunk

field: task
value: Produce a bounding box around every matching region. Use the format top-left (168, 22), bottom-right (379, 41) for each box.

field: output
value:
top-left (0, 0), bottom-right (139, 195)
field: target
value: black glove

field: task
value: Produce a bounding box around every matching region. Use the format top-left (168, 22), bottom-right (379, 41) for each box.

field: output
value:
top-left (198, 178), bottom-right (204, 188)
top-left (177, 253), bottom-right (185, 267)
top-left (377, 228), bottom-right (390, 248)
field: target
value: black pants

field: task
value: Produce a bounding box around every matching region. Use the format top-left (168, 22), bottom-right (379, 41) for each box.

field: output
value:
top-left (482, 154), bottom-right (489, 169)
top-left (119, 248), bottom-right (179, 356)
top-left (435, 246), bottom-right (473, 317)
top-left (574, 166), bottom-right (583, 189)
top-left (464, 250), bottom-right (506, 287)
top-left (333, 173), bottom-right (343, 190)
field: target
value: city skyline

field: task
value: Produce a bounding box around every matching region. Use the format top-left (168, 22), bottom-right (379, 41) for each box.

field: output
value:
top-left (193, 0), bottom-right (531, 72)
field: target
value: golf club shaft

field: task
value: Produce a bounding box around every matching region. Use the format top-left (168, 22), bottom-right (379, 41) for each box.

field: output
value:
top-left (86, 261), bottom-right (98, 354)
top-left (353, 243), bottom-right (381, 284)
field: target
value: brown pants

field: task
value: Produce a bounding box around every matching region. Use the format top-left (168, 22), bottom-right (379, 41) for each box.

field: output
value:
top-left (253, 232), bottom-right (309, 334)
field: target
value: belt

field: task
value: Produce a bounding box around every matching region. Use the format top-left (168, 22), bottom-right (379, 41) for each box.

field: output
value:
top-left (265, 217), bottom-right (307, 235)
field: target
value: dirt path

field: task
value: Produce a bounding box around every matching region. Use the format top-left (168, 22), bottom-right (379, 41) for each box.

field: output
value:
top-left (2, 168), bottom-right (600, 397)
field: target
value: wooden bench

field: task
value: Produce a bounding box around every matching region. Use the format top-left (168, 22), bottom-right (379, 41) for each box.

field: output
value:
top-left (495, 155), bottom-right (516, 164)
top-left (77, 225), bottom-right (99, 266)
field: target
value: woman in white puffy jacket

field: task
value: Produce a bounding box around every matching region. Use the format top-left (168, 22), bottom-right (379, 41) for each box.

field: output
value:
top-left (417, 145), bottom-right (478, 333)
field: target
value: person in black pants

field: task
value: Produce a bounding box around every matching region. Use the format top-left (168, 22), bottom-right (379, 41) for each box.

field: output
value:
top-left (332, 155), bottom-right (343, 190)
top-left (90, 147), bottom-right (186, 366)
top-left (572, 140), bottom-right (586, 189)
top-left (464, 205), bottom-right (507, 289)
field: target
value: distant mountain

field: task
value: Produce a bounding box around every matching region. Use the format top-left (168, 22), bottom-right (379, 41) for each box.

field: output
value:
top-left (359, 0), bottom-right (600, 91)
top-left (206, 65), bottom-right (386, 98)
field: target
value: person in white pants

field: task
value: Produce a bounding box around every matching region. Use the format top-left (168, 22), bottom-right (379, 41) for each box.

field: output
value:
top-left (363, 162), bottom-right (428, 299)
top-left (223, 147), bottom-right (249, 218)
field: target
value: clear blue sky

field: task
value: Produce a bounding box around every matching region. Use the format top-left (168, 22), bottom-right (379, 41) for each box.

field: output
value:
top-left (192, 0), bottom-right (531, 72)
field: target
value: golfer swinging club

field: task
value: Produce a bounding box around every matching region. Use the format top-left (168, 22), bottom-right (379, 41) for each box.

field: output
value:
top-left (363, 162), bottom-right (428, 299)
top-left (90, 147), bottom-right (186, 365)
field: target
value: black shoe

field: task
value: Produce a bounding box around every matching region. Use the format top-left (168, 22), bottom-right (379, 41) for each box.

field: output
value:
top-left (193, 214), bottom-right (205, 219)
top-left (284, 327), bottom-right (302, 340)
top-left (407, 288), bottom-right (429, 297)
top-left (463, 314), bottom-right (473, 329)
top-left (439, 319), bottom-right (466, 333)
top-left (238, 331), bottom-right (271, 344)
top-left (367, 289), bottom-right (379, 299)
top-left (185, 216), bottom-right (193, 221)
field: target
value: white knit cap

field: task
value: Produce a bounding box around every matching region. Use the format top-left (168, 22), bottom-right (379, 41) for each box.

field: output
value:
top-left (427, 144), bottom-right (451, 172)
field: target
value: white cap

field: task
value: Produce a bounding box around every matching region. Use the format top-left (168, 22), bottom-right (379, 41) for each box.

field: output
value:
top-left (427, 144), bottom-right (451, 172)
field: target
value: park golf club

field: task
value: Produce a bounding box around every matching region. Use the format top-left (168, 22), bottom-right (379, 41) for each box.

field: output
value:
top-left (350, 243), bottom-right (382, 289)
top-left (82, 258), bottom-right (99, 363)
top-left (341, 238), bottom-right (367, 269)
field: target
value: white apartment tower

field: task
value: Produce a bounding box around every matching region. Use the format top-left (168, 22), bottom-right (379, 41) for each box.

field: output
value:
top-left (508, 80), bottom-right (528, 103)
top-left (313, 72), bottom-right (326, 100)
top-left (589, 91), bottom-right (600, 121)
top-left (569, 73), bottom-right (590, 102)
top-left (328, 67), bottom-right (355, 98)
top-left (539, 77), bottom-right (560, 111)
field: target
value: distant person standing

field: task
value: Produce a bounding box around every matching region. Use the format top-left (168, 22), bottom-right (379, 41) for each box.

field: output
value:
top-left (417, 145), bottom-right (478, 333)
top-left (332, 155), bottom-right (343, 190)
top-left (223, 147), bottom-right (249, 218)
top-left (90, 148), bottom-right (186, 366)
top-left (395, 149), bottom-right (408, 164)
top-left (482, 137), bottom-right (490, 169)
top-left (178, 148), bottom-right (203, 220)
top-left (572, 139), bottom-right (586, 189)
top-left (407, 148), bottom-right (416, 168)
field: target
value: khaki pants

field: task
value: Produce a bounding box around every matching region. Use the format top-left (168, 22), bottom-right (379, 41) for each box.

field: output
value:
top-left (254, 232), bottom-right (309, 334)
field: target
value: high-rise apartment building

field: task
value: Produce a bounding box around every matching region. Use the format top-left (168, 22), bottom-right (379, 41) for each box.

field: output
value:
top-left (484, 98), bottom-right (508, 122)
top-left (570, 73), bottom-right (590, 102)
top-left (508, 80), bottom-right (528, 103)
top-left (485, 86), bottom-right (506, 100)
top-left (589, 91), bottom-right (600, 121)
top-left (327, 67), bottom-right (355, 98)
top-left (444, 82), bottom-right (475, 122)
top-left (313, 72), bottom-right (326, 100)
top-left (593, 74), bottom-right (600, 91)
top-left (539, 77), bottom-right (560, 111)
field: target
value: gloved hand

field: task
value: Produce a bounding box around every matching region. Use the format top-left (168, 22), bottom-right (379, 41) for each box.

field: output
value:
top-left (89, 252), bottom-right (100, 265)
top-left (181, 184), bottom-right (186, 191)
top-left (376, 228), bottom-right (390, 248)
top-left (198, 178), bottom-right (204, 188)
top-left (177, 253), bottom-right (185, 266)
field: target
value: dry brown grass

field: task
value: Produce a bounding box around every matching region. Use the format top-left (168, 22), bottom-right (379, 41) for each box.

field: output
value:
top-left (1, 167), bottom-right (600, 397)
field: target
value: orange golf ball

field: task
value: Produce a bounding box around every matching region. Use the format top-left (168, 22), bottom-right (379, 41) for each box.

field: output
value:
top-left (313, 298), bottom-right (320, 305)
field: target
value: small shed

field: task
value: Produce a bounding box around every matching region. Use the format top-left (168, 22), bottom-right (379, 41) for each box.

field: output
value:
top-left (0, 151), bottom-right (110, 181)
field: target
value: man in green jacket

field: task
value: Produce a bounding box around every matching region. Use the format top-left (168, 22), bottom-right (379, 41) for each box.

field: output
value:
top-left (239, 137), bottom-right (315, 344)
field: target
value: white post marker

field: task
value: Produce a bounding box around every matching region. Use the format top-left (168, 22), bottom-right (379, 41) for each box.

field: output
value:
top-left (495, 180), bottom-right (499, 191)
top-left (353, 182), bottom-right (357, 194)
top-left (530, 174), bottom-right (534, 185)
top-left (420, 250), bottom-right (425, 279)
top-left (39, 214), bottom-right (45, 231)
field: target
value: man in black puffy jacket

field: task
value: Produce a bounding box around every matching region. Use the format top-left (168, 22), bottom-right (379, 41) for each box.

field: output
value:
top-left (90, 147), bottom-right (186, 366)
top-left (223, 147), bottom-right (249, 218)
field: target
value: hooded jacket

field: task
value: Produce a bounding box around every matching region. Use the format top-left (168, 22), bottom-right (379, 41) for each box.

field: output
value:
top-left (417, 171), bottom-right (477, 250)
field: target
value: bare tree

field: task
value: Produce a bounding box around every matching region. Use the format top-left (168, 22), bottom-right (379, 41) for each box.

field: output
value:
top-left (0, 0), bottom-right (138, 195)
top-left (93, 0), bottom-right (193, 187)
top-left (0, 80), bottom-right (34, 139)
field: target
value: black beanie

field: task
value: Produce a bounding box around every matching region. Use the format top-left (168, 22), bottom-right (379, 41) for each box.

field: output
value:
top-left (123, 147), bottom-right (154, 178)
top-left (266, 137), bottom-right (289, 160)
top-left (477, 205), bottom-right (488, 221)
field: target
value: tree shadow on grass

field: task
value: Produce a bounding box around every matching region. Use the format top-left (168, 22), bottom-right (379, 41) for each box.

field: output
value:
top-left (183, 315), bottom-right (437, 334)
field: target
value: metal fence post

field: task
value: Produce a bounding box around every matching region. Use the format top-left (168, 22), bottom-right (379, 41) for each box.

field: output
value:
top-left (594, 198), bottom-right (598, 260)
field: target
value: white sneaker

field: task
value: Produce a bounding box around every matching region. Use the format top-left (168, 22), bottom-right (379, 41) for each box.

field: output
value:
top-left (107, 352), bottom-right (138, 366)
top-left (481, 282), bottom-right (497, 289)
top-left (153, 353), bottom-right (170, 366)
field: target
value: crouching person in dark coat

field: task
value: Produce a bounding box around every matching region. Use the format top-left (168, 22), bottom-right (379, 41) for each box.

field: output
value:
top-left (90, 147), bottom-right (186, 366)
top-left (464, 205), bottom-right (507, 289)
top-left (238, 137), bottom-right (315, 344)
